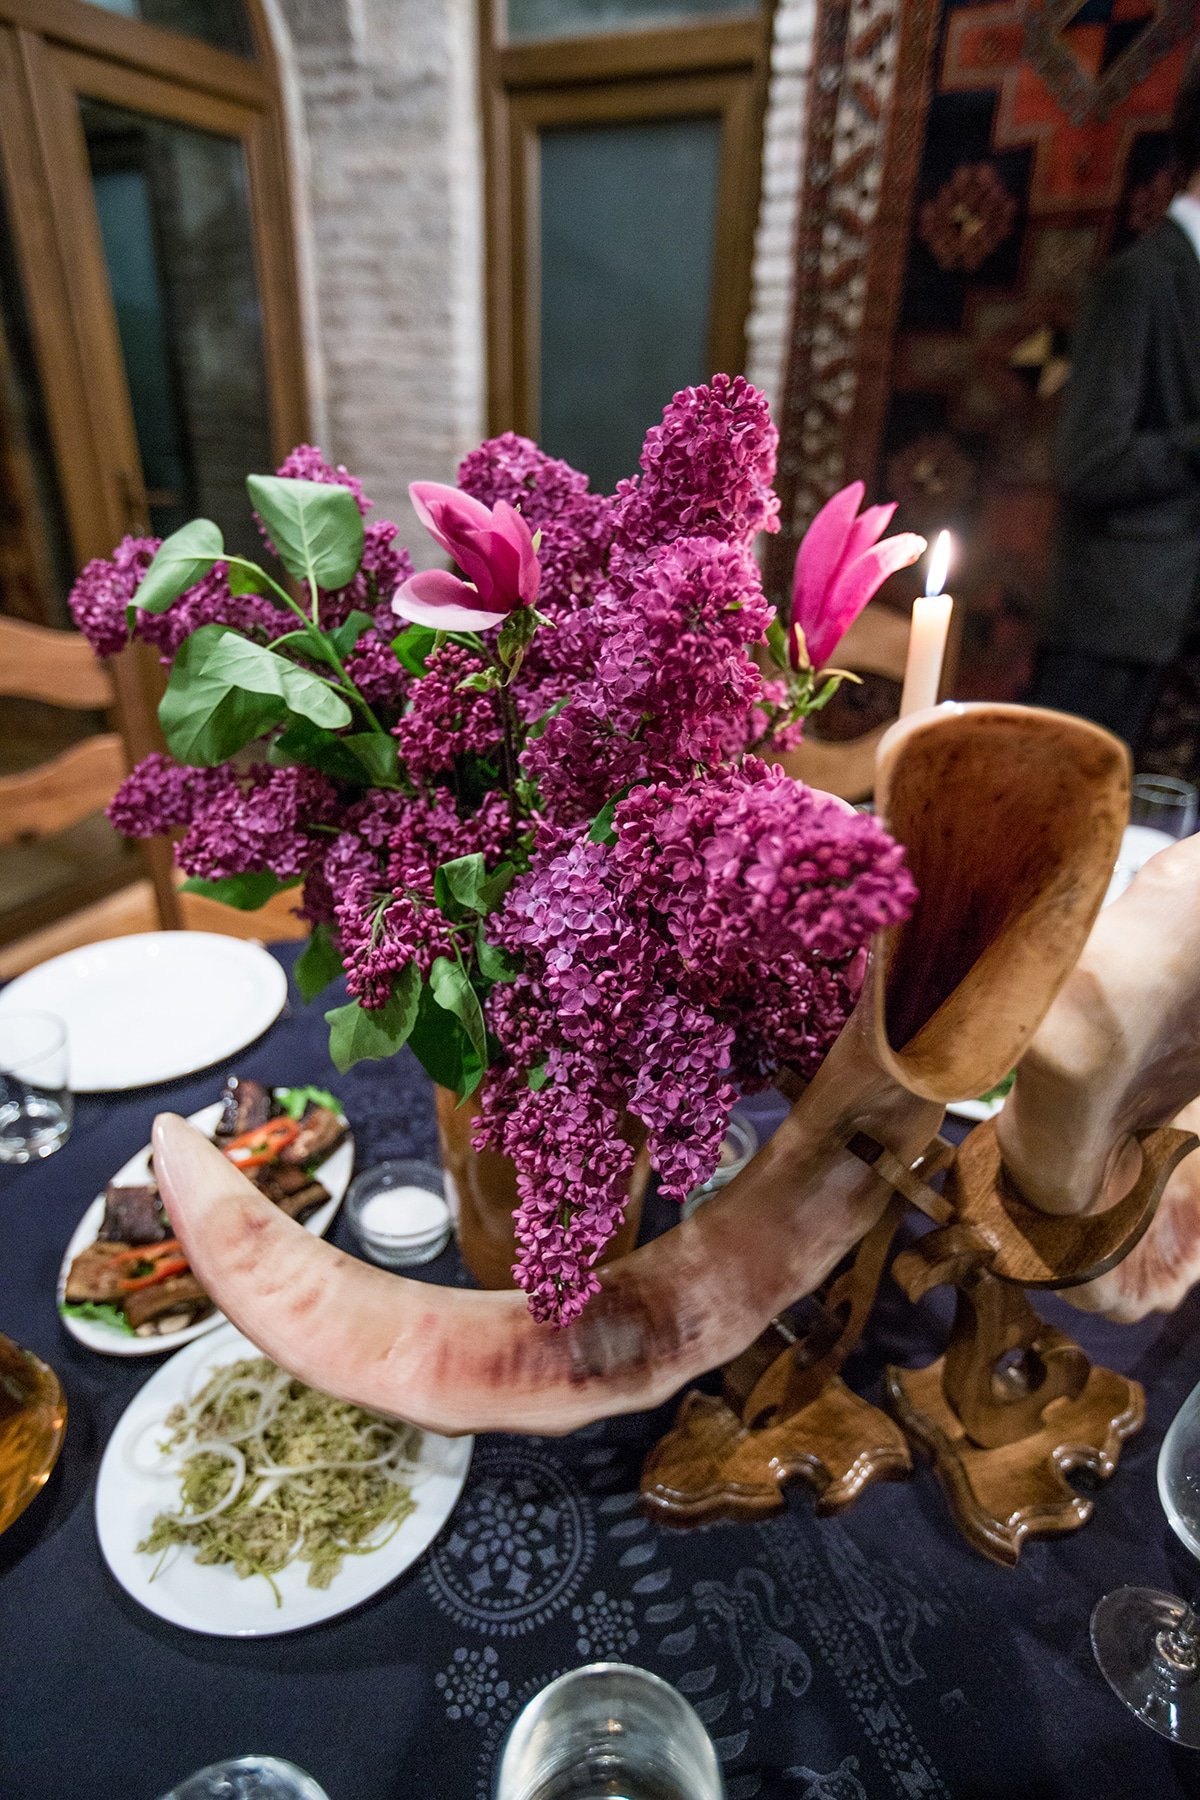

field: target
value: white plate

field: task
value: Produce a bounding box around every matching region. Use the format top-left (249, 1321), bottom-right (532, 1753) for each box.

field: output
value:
top-left (945, 1094), bottom-right (1006, 1124)
top-left (0, 933), bottom-right (288, 1091)
top-left (58, 1102), bottom-right (353, 1357)
top-left (95, 1324), bottom-right (473, 1637)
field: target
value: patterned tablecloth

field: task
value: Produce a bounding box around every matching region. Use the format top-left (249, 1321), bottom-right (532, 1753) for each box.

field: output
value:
top-left (2, 944), bottom-right (1199, 1800)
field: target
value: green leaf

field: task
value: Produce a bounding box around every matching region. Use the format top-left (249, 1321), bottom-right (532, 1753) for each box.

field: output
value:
top-left (526, 1060), bottom-right (550, 1092)
top-left (407, 981), bottom-right (484, 1098)
top-left (247, 474), bottom-right (365, 592)
top-left (324, 962), bottom-right (420, 1073)
top-left (587, 784), bottom-right (635, 846)
top-left (458, 668), bottom-right (501, 694)
top-left (179, 871), bottom-right (299, 911)
top-left (343, 732), bottom-right (399, 785)
top-left (228, 560), bottom-right (269, 597)
top-left (497, 605), bottom-right (539, 676)
top-left (392, 624), bottom-right (437, 677)
top-left (434, 855), bottom-right (515, 920)
top-left (528, 695), bottom-right (570, 741)
top-left (272, 718), bottom-right (370, 784)
top-left (159, 625), bottom-right (352, 766)
top-left (476, 933), bottom-right (517, 984)
top-left (428, 955), bottom-right (487, 1063)
top-left (294, 923), bottom-right (344, 1002)
top-left (130, 519), bottom-right (224, 619)
top-left (765, 613), bottom-right (790, 670)
top-left (274, 1081), bottom-right (342, 1119)
top-left (59, 1299), bottom-right (134, 1336)
top-left (330, 610), bottom-right (375, 659)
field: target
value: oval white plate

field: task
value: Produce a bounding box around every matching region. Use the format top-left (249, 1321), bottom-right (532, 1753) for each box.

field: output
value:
top-left (58, 1103), bottom-right (353, 1357)
top-left (96, 1324), bottom-right (473, 1637)
top-left (0, 933), bottom-right (288, 1091)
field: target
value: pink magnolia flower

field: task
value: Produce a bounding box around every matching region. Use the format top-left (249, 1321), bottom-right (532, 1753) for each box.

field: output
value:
top-left (789, 481), bottom-right (925, 671)
top-left (394, 480), bottom-right (540, 632)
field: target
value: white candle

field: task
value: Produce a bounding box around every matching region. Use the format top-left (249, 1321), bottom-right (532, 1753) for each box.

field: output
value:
top-left (900, 531), bottom-right (954, 716)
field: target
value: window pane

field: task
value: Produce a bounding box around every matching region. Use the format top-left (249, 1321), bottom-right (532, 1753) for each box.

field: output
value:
top-left (538, 115), bottom-right (721, 493)
top-left (85, 0), bottom-right (254, 58)
top-left (80, 99), bottom-right (274, 559)
top-left (508, 0), bottom-right (757, 40)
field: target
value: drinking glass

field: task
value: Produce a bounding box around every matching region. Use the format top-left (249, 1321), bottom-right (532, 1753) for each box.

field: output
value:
top-left (1107, 775), bottom-right (1199, 905)
top-left (682, 1113), bottom-right (758, 1218)
top-left (494, 1662), bottom-right (724, 1800)
top-left (0, 1011), bottom-right (71, 1163)
top-left (157, 1756), bottom-right (330, 1800)
top-left (1090, 1375), bottom-right (1200, 1745)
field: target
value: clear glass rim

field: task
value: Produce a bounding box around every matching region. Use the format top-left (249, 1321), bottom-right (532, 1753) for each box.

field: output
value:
top-left (1131, 774), bottom-right (1199, 803)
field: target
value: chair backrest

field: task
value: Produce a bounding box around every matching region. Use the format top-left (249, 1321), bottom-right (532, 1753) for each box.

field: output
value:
top-left (0, 616), bottom-right (126, 848)
top-left (773, 602), bottom-right (913, 803)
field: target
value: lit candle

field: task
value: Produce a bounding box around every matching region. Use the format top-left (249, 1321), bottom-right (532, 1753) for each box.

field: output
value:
top-left (899, 531), bottom-right (954, 716)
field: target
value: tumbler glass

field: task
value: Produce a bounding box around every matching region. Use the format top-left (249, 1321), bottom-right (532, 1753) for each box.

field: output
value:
top-left (0, 1011), bottom-right (71, 1163)
top-left (682, 1113), bottom-right (758, 1218)
top-left (493, 1662), bottom-right (725, 1800)
top-left (157, 1755), bottom-right (330, 1800)
top-left (1107, 775), bottom-right (1200, 904)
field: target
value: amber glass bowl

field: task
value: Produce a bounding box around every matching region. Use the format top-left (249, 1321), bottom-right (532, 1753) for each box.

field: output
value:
top-left (0, 1332), bottom-right (66, 1536)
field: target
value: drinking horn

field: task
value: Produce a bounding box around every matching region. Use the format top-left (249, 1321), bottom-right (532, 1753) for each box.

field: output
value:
top-left (996, 831), bottom-right (1200, 1320)
top-left (154, 704), bottom-right (1127, 1435)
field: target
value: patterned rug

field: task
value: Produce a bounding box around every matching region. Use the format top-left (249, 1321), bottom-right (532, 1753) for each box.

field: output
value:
top-left (768, 0), bottom-right (1196, 707)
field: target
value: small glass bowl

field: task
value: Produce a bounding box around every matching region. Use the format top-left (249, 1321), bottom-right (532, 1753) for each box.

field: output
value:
top-left (345, 1158), bottom-right (453, 1267)
top-left (682, 1112), bottom-right (759, 1218)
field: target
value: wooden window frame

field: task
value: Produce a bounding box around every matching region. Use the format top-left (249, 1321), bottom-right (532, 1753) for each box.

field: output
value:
top-left (479, 1), bottom-right (775, 439)
top-left (0, 0), bottom-right (309, 941)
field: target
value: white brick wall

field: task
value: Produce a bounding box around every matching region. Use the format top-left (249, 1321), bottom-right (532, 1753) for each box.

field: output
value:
top-left (269, 0), bottom-right (810, 551)
top-left (746, 0), bottom-right (816, 418)
top-left (273, 0), bottom-right (485, 562)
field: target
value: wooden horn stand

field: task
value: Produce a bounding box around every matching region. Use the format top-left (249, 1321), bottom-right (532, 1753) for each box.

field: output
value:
top-left (641, 1118), bottom-right (1197, 1562)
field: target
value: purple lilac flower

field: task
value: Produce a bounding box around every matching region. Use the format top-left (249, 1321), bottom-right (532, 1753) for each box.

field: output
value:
top-left (137, 565), bottom-right (289, 661)
top-left (477, 760), bottom-right (916, 1323)
top-left (523, 535), bottom-right (772, 824)
top-left (343, 629), bottom-right (409, 708)
top-left (391, 645), bottom-right (503, 782)
top-left (611, 374), bottom-right (780, 575)
top-left (177, 765), bottom-right (339, 881)
top-left (274, 444), bottom-right (371, 515)
top-left (69, 536), bottom-right (158, 657)
top-left (108, 753), bottom-right (236, 838)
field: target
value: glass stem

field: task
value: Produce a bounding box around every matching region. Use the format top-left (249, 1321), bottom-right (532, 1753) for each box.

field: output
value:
top-left (1153, 1615), bottom-right (1200, 1690)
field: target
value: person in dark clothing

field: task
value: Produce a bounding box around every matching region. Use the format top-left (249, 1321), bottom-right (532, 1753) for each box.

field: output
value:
top-left (1032, 47), bottom-right (1200, 748)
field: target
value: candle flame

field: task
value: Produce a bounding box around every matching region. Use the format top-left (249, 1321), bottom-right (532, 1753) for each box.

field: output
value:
top-left (925, 530), bottom-right (953, 598)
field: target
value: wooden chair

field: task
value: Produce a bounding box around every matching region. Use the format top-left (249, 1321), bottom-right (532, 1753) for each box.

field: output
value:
top-left (0, 615), bottom-right (181, 935)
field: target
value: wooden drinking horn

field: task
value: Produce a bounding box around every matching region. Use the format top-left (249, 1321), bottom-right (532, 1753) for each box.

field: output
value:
top-left (995, 833), bottom-right (1200, 1319)
top-left (153, 704), bottom-right (1128, 1436)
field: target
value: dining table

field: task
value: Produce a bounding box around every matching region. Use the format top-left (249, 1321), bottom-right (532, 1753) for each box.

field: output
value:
top-left (3, 940), bottom-right (1200, 1800)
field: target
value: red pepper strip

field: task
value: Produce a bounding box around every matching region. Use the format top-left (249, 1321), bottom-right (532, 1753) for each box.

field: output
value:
top-left (105, 1238), bottom-right (182, 1269)
top-left (120, 1257), bottom-right (189, 1293)
top-left (223, 1116), bottom-right (301, 1170)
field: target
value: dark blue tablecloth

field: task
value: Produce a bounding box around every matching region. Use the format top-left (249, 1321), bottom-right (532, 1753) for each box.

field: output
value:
top-left (3, 944), bottom-right (1200, 1800)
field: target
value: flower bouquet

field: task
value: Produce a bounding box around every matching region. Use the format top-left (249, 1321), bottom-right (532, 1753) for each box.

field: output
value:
top-left (73, 376), bottom-right (924, 1325)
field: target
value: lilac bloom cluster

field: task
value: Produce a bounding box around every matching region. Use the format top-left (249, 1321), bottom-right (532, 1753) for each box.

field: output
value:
top-left (87, 379), bottom-right (920, 1331)
top-left (390, 645), bottom-right (503, 781)
top-left (477, 765), bottom-right (916, 1321)
top-left (69, 537), bottom-right (288, 663)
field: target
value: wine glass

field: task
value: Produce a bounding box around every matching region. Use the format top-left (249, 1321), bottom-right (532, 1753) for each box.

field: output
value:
top-left (1090, 1376), bottom-right (1200, 1745)
top-left (1107, 775), bottom-right (1199, 904)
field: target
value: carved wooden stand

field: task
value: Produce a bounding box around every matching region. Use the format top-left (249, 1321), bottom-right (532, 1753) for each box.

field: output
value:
top-left (642, 1119), bottom-right (1197, 1564)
